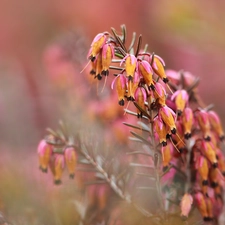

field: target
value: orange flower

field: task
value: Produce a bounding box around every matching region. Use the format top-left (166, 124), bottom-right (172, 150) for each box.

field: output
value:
top-left (121, 54), bottom-right (137, 80)
top-left (101, 43), bottom-right (114, 76)
top-left (154, 116), bottom-right (168, 146)
top-left (111, 74), bottom-right (127, 106)
top-left (195, 192), bottom-right (209, 221)
top-left (161, 142), bottom-right (174, 171)
top-left (171, 90), bottom-right (189, 115)
top-left (150, 54), bottom-right (168, 83)
top-left (88, 32), bottom-right (108, 61)
top-left (201, 141), bottom-right (218, 168)
top-left (195, 110), bottom-right (211, 141)
top-left (137, 59), bottom-right (154, 90)
top-left (182, 107), bottom-right (193, 139)
top-left (134, 87), bottom-right (147, 118)
top-left (158, 105), bottom-right (176, 134)
top-left (153, 82), bottom-right (167, 106)
top-left (53, 154), bottom-right (65, 185)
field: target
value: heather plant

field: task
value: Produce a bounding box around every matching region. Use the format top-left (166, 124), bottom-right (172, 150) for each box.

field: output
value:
top-left (37, 25), bottom-right (225, 225)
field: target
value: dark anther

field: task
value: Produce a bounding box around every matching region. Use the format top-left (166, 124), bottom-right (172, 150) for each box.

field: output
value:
top-left (127, 96), bottom-right (134, 101)
top-left (163, 77), bottom-right (169, 83)
top-left (162, 141), bottom-right (167, 146)
top-left (212, 162), bottom-right (218, 168)
top-left (222, 171), bottom-right (225, 177)
top-left (54, 179), bottom-right (62, 185)
top-left (96, 74), bottom-right (102, 80)
top-left (177, 110), bottom-right (182, 116)
top-left (184, 133), bottom-right (191, 140)
top-left (89, 56), bottom-right (96, 62)
top-left (171, 128), bottom-right (176, 134)
top-left (90, 69), bottom-right (96, 75)
top-left (204, 136), bottom-right (211, 142)
top-left (150, 84), bottom-right (155, 90)
top-left (211, 181), bottom-right (218, 188)
top-left (69, 174), bottom-right (75, 179)
top-left (101, 70), bottom-right (109, 76)
top-left (128, 75), bottom-right (133, 81)
top-left (202, 180), bottom-right (208, 186)
top-left (220, 135), bottom-right (225, 141)
top-left (118, 99), bottom-right (125, 106)
top-left (166, 133), bottom-right (171, 139)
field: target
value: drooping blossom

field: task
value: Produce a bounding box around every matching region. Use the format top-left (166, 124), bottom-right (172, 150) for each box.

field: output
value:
top-left (88, 32), bottom-right (108, 61)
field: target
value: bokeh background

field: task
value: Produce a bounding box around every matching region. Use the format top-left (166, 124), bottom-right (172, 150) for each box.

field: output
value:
top-left (0, 0), bottom-right (225, 223)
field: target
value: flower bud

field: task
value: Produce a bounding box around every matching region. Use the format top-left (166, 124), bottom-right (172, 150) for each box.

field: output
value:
top-left (180, 193), bottom-right (193, 218)
top-left (158, 105), bottom-right (176, 134)
top-left (88, 33), bottom-right (108, 61)
top-left (37, 139), bottom-right (53, 173)
top-left (64, 147), bottom-right (78, 179)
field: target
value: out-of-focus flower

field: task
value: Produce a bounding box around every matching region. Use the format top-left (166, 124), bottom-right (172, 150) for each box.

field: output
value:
top-left (64, 147), bottom-right (78, 179)
top-left (37, 139), bottom-right (53, 173)
top-left (201, 141), bottom-right (218, 168)
top-left (161, 141), bottom-right (174, 171)
top-left (52, 154), bottom-right (65, 185)
top-left (194, 192), bottom-right (210, 221)
top-left (208, 110), bottom-right (225, 141)
top-left (180, 193), bottom-right (193, 218)
top-left (195, 110), bottom-right (211, 141)
top-left (195, 155), bottom-right (209, 196)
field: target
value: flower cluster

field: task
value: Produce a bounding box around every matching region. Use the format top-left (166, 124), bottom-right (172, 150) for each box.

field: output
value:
top-left (38, 25), bottom-right (225, 224)
top-left (38, 131), bottom-right (77, 185)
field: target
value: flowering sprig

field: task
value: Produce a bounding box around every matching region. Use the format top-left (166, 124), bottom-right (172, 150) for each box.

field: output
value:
top-left (38, 25), bottom-right (225, 224)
